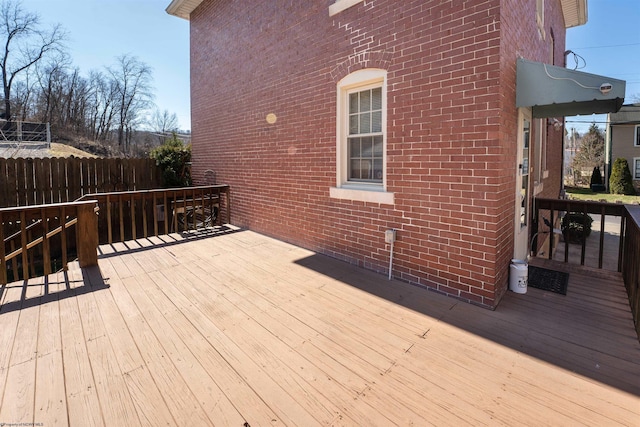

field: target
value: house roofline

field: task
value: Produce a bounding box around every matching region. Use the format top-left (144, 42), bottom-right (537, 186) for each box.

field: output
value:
top-left (166, 0), bottom-right (202, 20)
top-left (167, 0), bottom-right (588, 27)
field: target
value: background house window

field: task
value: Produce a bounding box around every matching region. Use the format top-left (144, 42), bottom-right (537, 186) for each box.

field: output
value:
top-left (635, 125), bottom-right (640, 147)
top-left (634, 158), bottom-right (640, 180)
top-left (348, 87), bottom-right (383, 183)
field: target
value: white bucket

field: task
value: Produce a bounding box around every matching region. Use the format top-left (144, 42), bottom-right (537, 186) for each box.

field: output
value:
top-left (509, 259), bottom-right (528, 294)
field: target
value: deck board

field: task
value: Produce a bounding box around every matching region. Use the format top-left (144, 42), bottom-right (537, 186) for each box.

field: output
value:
top-left (1, 228), bottom-right (639, 426)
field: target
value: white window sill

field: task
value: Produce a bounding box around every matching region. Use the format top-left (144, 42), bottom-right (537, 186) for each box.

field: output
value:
top-left (330, 186), bottom-right (394, 204)
top-left (329, 0), bottom-right (364, 16)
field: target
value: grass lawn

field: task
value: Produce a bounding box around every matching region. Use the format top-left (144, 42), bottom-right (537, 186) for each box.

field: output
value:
top-left (565, 186), bottom-right (640, 205)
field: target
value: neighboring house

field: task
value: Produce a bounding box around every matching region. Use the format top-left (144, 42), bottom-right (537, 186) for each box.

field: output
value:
top-left (606, 104), bottom-right (640, 193)
top-left (167, 0), bottom-right (624, 308)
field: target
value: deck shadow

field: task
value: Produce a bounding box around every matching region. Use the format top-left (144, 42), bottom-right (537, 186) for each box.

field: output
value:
top-left (0, 265), bottom-right (109, 315)
top-left (97, 225), bottom-right (241, 259)
top-left (294, 252), bottom-right (640, 396)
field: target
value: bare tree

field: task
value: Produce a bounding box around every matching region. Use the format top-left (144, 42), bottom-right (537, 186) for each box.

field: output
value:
top-left (151, 108), bottom-right (179, 144)
top-left (571, 123), bottom-right (605, 186)
top-left (0, 0), bottom-right (65, 120)
top-left (34, 53), bottom-right (71, 125)
top-left (108, 54), bottom-right (153, 153)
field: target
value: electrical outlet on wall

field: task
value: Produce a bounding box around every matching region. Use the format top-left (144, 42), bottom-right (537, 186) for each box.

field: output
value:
top-left (385, 229), bottom-right (396, 244)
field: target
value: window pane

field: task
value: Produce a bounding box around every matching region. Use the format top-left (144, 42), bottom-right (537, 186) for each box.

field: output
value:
top-left (372, 111), bottom-right (382, 132)
top-left (360, 112), bottom-right (371, 134)
top-left (349, 138), bottom-right (360, 157)
top-left (362, 136), bottom-right (373, 156)
top-left (373, 136), bottom-right (383, 155)
top-left (372, 87), bottom-right (382, 110)
top-left (349, 115), bottom-right (359, 134)
top-left (359, 90), bottom-right (371, 112)
top-left (350, 159), bottom-right (363, 180)
top-left (349, 93), bottom-right (358, 114)
top-left (373, 159), bottom-right (383, 182)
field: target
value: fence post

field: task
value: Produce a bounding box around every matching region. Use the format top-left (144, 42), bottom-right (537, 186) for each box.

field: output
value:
top-left (76, 201), bottom-right (99, 267)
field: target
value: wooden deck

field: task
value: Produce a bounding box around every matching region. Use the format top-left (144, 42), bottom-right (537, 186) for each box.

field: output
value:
top-left (1, 227), bottom-right (639, 426)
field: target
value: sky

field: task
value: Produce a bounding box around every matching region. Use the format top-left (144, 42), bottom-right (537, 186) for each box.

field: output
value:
top-left (565, 0), bottom-right (640, 134)
top-left (19, 0), bottom-right (640, 135)
top-left (22, 0), bottom-right (191, 131)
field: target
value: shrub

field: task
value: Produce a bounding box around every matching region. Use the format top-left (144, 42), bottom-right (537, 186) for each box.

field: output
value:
top-left (609, 158), bottom-right (636, 195)
top-left (590, 166), bottom-right (605, 192)
top-left (150, 133), bottom-right (191, 187)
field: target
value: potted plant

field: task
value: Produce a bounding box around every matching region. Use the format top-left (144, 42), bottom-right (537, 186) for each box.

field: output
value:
top-left (561, 212), bottom-right (593, 244)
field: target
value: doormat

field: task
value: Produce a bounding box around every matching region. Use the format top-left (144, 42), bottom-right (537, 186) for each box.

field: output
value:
top-left (528, 266), bottom-right (569, 295)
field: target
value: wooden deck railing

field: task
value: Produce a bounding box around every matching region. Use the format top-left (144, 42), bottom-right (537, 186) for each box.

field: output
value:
top-left (0, 200), bottom-right (99, 284)
top-left (1, 185), bottom-right (231, 285)
top-left (621, 205), bottom-right (640, 340)
top-left (534, 198), bottom-right (627, 270)
top-left (78, 185), bottom-right (230, 245)
top-left (535, 197), bottom-right (640, 341)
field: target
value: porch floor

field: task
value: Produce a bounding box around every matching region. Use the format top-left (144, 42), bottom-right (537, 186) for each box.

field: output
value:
top-left (1, 228), bottom-right (639, 426)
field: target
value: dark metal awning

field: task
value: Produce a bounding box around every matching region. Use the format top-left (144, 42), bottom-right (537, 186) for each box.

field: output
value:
top-left (516, 58), bottom-right (625, 118)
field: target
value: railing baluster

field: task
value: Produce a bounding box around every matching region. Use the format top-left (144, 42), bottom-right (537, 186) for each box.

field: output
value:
top-left (0, 212), bottom-right (6, 284)
top-left (598, 205), bottom-right (605, 269)
top-left (618, 215), bottom-right (625, 273)
top-left (564, 201), bottom-right (570, 263)
top-left (580, 204), bottom-right (587, 266)
top-left (119, 194), bottom-right (125, 243)
top-left (61, 206), bottom-right (68, 270)
top-left (10, 240), bottom-right (18, 281)
top-left (153, 192), bottom-right (159, 237)
top-left (548, 209), bottom-right (555, 260)
top-left (130, 193), bottom-right (136, 240)
top-left (107, 194), bottom-right (113, 244)
top-left (42, 208), bottom-right (51, 275)
top-left (20, 210), bottom-right (28, 280)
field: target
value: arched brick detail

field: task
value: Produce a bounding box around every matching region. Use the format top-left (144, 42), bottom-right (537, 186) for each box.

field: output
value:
top-left (330, 50), bottom-right (392, 83)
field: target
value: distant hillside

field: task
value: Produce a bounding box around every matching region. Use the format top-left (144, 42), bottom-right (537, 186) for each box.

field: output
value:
top-left (0, 143), bottom-right (97, 159)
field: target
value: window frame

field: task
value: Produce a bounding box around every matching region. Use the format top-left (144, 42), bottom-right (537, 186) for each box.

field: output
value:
top-left (536, 0), bottom-right (546, 39)
top-left (331, 68), bottom-right (393, 204)
top-left (634, 157), bottom-right (640, 180)
top-left (634, 125), bottom-right (640, 147)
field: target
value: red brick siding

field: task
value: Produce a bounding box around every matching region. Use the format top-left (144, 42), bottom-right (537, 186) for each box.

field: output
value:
top-left (189, 0), bottom-right (566, 308)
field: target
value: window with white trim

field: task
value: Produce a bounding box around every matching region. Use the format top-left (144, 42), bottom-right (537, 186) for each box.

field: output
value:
top-left (634, 158), bottom-right (640, 180)
top-left (635, 125), bottom-right (640, 147)
top-left (536, 0), bottom-right (545, 38)
top-left (331, 69), bottom-right (393, 204)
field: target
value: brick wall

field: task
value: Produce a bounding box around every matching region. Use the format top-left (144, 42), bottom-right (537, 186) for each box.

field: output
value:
top-left (189, 0), bottom-right (566, 308)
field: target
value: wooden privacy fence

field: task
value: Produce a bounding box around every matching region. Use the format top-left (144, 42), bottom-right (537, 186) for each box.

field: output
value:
top-left (0, 157), bottom-right (162, 207)
top-left (0, 200), bottom-right (99, 284)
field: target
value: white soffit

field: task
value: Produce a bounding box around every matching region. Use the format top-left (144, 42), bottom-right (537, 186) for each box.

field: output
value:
top-left (166, 0), bottom-right (204, 20)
